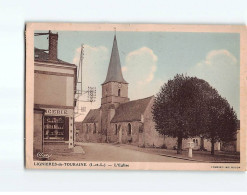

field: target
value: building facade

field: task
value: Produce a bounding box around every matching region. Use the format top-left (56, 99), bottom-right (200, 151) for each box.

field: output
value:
top-left (33, 31), bottom-right (77, 154)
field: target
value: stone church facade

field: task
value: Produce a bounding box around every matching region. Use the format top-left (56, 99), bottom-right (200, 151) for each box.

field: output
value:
top-left (76, 35), bottom-right (223, 151)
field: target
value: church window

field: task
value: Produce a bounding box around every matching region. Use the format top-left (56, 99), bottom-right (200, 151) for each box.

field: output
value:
top-left (118, 89), bottom-right (121, 96)
top-left (128, 123), bottom-right (132, 135)
top-left (93, 123), bottom-right (96, 134)
top-left (115, 124), bottom-right (118, 135)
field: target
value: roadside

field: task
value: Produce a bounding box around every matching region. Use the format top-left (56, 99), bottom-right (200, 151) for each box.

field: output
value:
top-left (110, 143), bottom-right (240, 163)
top-left (35, 142), bottom-right (240, 163)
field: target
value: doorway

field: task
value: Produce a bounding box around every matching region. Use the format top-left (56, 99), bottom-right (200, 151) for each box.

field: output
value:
top-left (118, 125), bottom-right (122, 143)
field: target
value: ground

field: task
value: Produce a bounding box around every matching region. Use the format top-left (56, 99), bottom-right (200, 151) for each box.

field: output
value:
top-left (37, 142), bottom-right (240, 163)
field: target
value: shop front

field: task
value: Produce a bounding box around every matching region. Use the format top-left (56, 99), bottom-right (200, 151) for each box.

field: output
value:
top-left (43, 108), bottom-right (74, 146)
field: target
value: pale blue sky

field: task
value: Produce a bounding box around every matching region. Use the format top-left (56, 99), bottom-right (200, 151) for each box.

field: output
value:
top-left (35, 31), bottom-right (240, 120)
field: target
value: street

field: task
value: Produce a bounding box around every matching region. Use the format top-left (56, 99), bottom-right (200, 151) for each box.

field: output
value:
top-left (43, 142), bottom-right (239, 163)
top-left (76, 143), bottom-right (188, 162)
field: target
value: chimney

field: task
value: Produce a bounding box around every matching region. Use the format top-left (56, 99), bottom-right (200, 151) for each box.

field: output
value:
top-left (48, 31), bottom-right (58, 61)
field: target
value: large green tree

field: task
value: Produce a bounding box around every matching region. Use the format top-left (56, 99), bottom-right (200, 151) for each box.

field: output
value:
top-left (202, 96), bottom-right (238, 155)
top-left (152, 74), bottom-right (210, 154)
top-left (152, 74), bottom-right (238, 155)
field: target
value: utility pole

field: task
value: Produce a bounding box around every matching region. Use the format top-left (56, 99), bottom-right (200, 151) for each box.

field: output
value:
top-left (74, 44), bottom-right (97, 145)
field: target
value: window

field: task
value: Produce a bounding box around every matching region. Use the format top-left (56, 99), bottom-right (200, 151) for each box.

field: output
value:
top-left (128, 123), bottom-right (132, 135)
top-left (115, 124), bottom-right (118, 135)
top-left (44, 116), bottom-right (65, 140)
top-left (86, 124), bottom-right (89, 134)
top-left (193, 139), bottom-right (198, 146)
top-left (118, 89), bottom-right (121, 96)
top-left (93, 123), bottom-right (96, 134)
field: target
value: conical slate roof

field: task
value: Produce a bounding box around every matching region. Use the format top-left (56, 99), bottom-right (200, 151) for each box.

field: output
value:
top-left (102, 35), bottom-right (127, 84)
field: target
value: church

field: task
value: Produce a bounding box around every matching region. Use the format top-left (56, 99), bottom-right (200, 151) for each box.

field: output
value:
top-left (77, 35), bottom-right (165, 147)
top-left (77, 34), bottom-right (225, 151)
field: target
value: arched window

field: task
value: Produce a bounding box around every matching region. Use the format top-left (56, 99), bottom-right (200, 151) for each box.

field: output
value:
top-left (93, 123), bottom-right (96, 134)
top-left (118, 89), bottom-right (121, 96)
top-left (128, 123), bottom-right (132, 135)
top-left (115, 124), bottom-right (118, 135)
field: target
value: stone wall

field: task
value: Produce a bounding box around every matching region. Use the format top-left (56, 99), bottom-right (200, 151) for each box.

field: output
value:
top-left (109, 121), bottom-right (142, 145)
top-left (142, 97), bottom-right (164, 147)
top-left (79, 123), bottom-right (102, 142)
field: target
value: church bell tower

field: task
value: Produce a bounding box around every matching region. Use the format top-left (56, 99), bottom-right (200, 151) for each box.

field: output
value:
top-left (101, 34), bottom-right (129, 109)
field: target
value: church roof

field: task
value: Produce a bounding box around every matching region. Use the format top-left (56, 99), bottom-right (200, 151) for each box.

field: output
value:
top-left (102, 35), bottom-right (127, 84)
top-left (111, 96), bottom-right (154, 123)
top-left (82, 109), bottom-right (100, 123)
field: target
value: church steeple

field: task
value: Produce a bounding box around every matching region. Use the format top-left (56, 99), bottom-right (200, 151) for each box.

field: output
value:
top-left (101, 34), bottom-right (129, 107)
top-left (103, 35), bottom-right (127, 84)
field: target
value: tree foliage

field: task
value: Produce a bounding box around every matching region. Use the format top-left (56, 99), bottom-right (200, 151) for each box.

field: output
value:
top-left (202, 96), bottom-right (238, 154)
top-left (152, 74), bottom-right (238, 154)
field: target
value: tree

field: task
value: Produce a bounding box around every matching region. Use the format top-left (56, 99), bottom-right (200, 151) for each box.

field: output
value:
top-left (152, 74), bottom-right (238, 155)
top-left (152, 74), bottom-right (211, 154)
top-left (202, 96), bottom-right (238, 155)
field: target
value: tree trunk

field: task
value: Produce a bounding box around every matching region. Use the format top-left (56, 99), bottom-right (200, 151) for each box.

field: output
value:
top-left (200, 137), bottom-right (205, 151)
top-left (177, 136), bottom-right (183, 154)
top-left (211, 138), bottom-right (215, 155)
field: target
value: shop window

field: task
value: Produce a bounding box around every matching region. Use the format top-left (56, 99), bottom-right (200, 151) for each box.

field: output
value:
top-left (44, 116), bottom-right (65, 140)
top-left (118, 89), bottom-right (121, 96)
top-left (115, 124), bottom-right (118, 135)
top-left (128, 123), bottom-right (132, 135)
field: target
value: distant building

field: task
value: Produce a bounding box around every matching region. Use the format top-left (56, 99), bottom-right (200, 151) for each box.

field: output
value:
top-left (33, 31), bottom-right (77, 155)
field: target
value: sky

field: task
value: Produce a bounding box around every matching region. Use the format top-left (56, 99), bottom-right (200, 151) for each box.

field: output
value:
top-left (34, 31), bottom-right (240, 121)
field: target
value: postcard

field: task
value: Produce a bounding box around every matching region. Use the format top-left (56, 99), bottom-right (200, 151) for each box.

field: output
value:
top-left (25, 23), bottom-right (247, 171)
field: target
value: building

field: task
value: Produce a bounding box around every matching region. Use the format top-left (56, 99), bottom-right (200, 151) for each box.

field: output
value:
top-left (77, 35), bottom-right (163, 147)
top-left (77, 34), bottom-right (233, 152)
top-left (33, 31), bottom-right (77, 155)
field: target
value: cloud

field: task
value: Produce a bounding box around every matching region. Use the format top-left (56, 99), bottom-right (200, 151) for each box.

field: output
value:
top-left (189, 49), bottom-right (238, 82)
top-left (123, 47), bottom-right (158, 85)
top-left (188, 49), bottom-right (239, 117)
top-left (73, 44), bottom-right (109, 121)
top-left (122, 47), bottom-right (162, 100)
top-left (196, 49), bottom-right (237, 68)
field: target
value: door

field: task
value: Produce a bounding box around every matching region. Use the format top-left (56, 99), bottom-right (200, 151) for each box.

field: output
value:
top-left (118, 125), bottom-right (122, 143)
